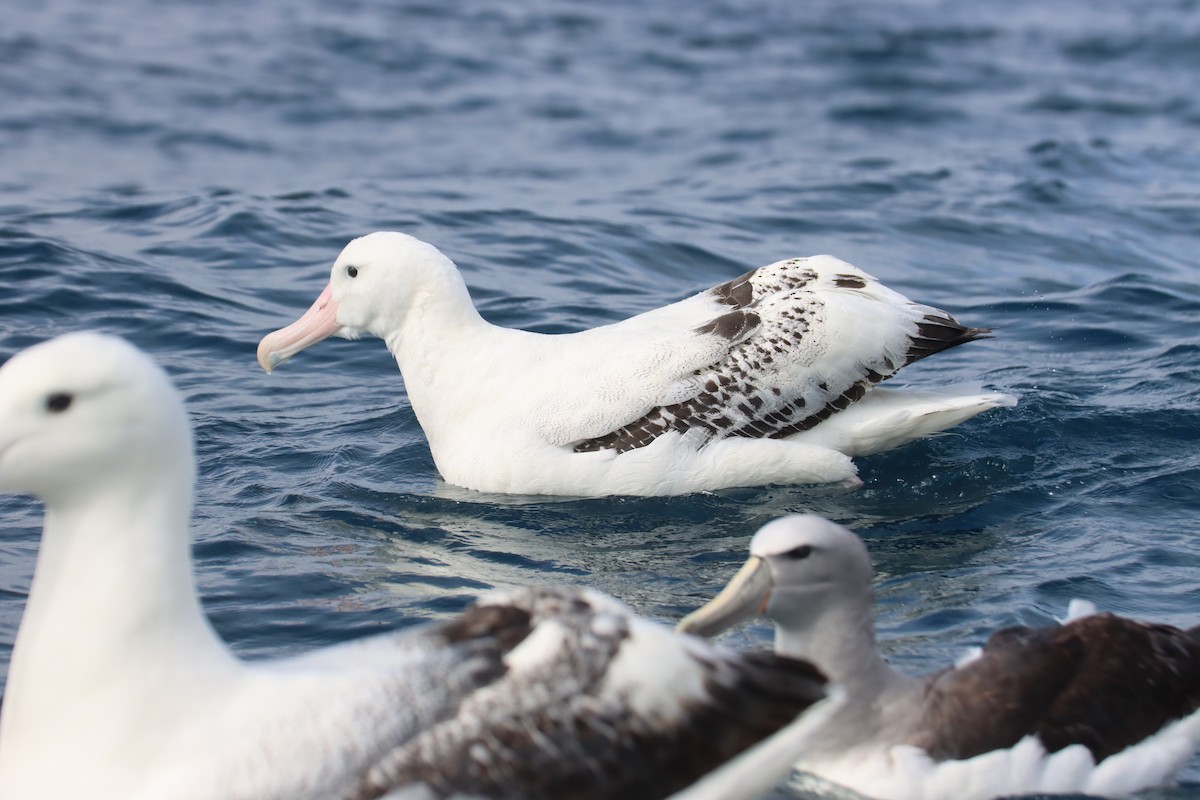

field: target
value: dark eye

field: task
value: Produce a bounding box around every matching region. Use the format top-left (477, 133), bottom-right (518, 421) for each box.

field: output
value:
top-left (347, 266), bottom-right (359, 278)
top-left (782, 545), bottom-right (813, 560)
top-left (45, 392), bottom-right (74, 413)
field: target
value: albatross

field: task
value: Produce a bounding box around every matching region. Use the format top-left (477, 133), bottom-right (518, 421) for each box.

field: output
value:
top-left (678, 514), bottom-right (1200, 800)
top-left (0, 332), bottom-right (840, 800)
top-left (256, 232), bottom-right (1015, 496)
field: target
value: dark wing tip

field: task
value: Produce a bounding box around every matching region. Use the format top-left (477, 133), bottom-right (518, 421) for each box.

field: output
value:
top-left (905, 314), bottom-right (993, 366)
top-left (711, 267), bottom-right (759, 308)
top-left (698, 650), bottom-right (830, 744)
top-left (694, 309), bottom-right (762, 342)
top-left (963, 325), bottom-right (993, 340)
top-left (724, 650), bottom-right (830, 707)
top-left (438, 602), bottom-right (535, 654)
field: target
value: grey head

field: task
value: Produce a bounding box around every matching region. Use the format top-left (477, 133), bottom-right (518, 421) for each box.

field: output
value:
top-left (678, 514), bottom-right (876, 656)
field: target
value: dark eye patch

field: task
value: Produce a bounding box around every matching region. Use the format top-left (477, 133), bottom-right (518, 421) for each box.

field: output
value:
top-left (782, 544), bottom-right (813, 560)
top-left (45, 392), bottom-right (74, 413)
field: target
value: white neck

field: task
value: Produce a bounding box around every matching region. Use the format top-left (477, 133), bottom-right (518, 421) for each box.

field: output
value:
top-left (381, 267), bottom-right (524, 452)
top-left (0, 469), bottom-right (238, 781)
top-left (382, 261), bottom-right (491, 361)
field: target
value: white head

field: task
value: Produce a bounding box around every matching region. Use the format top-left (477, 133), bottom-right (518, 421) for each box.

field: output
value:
top-left (257, 232), bottom-right (464, 372)
top-left (0, 332), bottom-right (193, 507)
top-left (678, 514), bottom-right (875, 642)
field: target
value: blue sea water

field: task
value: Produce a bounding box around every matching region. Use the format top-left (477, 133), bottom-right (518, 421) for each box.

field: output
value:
top-left (2, 0), bottom-right (1200, 796)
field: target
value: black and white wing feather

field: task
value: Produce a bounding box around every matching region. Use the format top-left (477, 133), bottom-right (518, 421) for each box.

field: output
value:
top-left (351, 587), bottom-right (830, 800)
top-left (572, 256), bottom-right (988, 454)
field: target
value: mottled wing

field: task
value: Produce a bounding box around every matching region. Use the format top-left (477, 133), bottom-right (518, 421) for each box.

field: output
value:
top-left (354, 587), bottom-right (829, 800)
top-left (914, 614), bottom-right (1200, 763)
top-left (574, 256), bottom-right (988, 454)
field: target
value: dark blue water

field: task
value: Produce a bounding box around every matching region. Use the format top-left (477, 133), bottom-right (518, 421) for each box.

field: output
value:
top-left (3, 0), bottom-right (1200, 796)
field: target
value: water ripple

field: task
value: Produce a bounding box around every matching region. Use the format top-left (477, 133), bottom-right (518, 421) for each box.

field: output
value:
top-left (4, 0), bottom-right (1200, 789)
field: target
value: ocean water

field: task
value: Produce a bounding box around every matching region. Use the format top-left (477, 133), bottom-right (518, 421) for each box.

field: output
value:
top-left (2, 0), bottom-right (1200, 796)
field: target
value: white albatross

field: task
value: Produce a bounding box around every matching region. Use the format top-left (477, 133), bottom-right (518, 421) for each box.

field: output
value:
top-left (256, 232), bottom-right (1015, 496)
top-left (678, 514), bottom-right (1200, 800)
top-left (0, 332), bottom-right (842, 800)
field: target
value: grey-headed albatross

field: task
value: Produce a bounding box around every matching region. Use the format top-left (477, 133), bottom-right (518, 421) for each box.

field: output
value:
top-left (678, 514), bottom-right (1200, 799)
